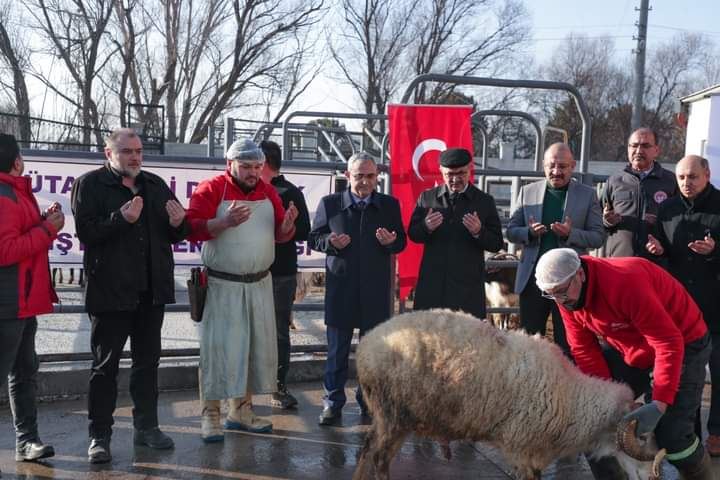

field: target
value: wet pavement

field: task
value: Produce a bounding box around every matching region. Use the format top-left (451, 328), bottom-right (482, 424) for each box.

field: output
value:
top-left (0, 382), bottom-right (601, 480)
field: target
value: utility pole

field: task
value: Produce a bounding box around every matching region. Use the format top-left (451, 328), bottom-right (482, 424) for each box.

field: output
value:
top-left (631, 0), bottom-right (650, 130)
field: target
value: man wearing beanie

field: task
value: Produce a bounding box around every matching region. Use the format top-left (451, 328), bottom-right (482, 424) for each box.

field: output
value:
top-left (535, 248), bottom-right (712, 479)
top-left (186, 138), bottom-right (298, 442)
top-left (408, 147), bottom-right (503, 318)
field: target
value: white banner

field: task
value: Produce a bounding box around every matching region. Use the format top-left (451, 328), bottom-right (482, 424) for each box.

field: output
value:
top-left (24, 155), bottom-right (333, 269)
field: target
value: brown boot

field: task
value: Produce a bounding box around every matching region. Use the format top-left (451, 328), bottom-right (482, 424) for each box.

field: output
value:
top-left (706, 435), bottom-right (720, 458)
top-left (225, 396), bottom-right (272, 433)
top-left (677, 449), bottom-right (715, 480)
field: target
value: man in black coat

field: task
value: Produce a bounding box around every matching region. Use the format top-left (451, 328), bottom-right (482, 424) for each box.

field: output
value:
top-left (646, 154), bottom-right (720, 459)
top-left (408, 148), bottom-right (503, 318)
top-left (71, 128), bottom-right (190, 463)
top-left (309, 152), bottom-right (406, 426)
top-left (260, 140), bottom-right (311, 410)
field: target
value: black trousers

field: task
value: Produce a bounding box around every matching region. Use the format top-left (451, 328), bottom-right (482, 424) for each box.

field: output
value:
top-left (272, 274), bottom-right (297, 389)
top-left (519, 272), bottom-right (570, 357)
top-left (602, 333), bottom-right (711, 467)
top-left (87, 298), bottom-right (164, 439)
top-left (708, 332), bottom-right (720, 436)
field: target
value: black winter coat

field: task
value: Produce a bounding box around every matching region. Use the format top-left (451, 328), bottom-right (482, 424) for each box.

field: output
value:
top-left (71, 164), bottom-right (189, 314)
top-left (308, 190), bottom-right (406, 331)
top-left (408, 184), bottom-right (503, 318)
top-left (655, 184), bottom-right (720, 333)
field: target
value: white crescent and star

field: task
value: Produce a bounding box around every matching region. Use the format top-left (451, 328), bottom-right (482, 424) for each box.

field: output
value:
top-left (411, 138), bottom-right (446, 180)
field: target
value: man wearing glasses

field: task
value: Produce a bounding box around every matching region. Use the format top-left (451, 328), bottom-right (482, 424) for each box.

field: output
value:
top-left (507, 143), bottom-right (605, 356)
top-left (408, 148), bottom-right (503, 319)
top-left (186, 139), bottom-right (298, 442)
top-left (535, 248), bottom-right (712, 480)
top-left (601, 127), bottom-right (677, 259)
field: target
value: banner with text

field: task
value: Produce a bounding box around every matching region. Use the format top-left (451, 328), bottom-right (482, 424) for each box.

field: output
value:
top-left (24, 156), bottom-right (333, 269)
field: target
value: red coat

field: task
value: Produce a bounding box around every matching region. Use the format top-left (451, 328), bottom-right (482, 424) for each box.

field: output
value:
top-left (0, 172), bottom-right (58, 319)
top-left (561, 255), bottom-right (707, 405)
top-left (186, 171), bottom-right (289, 242)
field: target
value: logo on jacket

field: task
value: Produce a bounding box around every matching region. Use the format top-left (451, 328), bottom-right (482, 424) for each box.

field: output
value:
top-left (654, 191), bottom-right (668, 204)
top-left (412, 139), bottom-right (447, 181)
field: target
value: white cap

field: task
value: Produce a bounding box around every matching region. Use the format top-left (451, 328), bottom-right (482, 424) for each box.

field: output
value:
top-left (535, 248), bottom-right (581, 291)
top-left (226, 139), bottom-right (265, 163)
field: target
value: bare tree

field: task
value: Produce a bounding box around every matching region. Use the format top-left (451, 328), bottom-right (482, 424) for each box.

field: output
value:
top-left (328, 0), bottom-right (417, 132)
top-left (0, 1), bottom-right (32, 144)
top-left (410, 0), bottom-right (530, 103)
top-left (22, 0), bottom-right (116, 147)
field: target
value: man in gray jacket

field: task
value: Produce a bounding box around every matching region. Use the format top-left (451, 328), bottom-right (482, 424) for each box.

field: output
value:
top-left (601, 127), bottom-right (677, 258)
top-left (507, 143), bottom-right (605, 355)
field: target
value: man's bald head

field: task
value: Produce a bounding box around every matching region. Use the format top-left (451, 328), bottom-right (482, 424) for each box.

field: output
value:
top-left (676, 155), bottom-right (710, 200)
top-left (543, 142), bottom-right (575, 188)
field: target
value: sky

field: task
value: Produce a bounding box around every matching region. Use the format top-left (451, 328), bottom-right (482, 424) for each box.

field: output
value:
top-left (293, 0), bottom-right (720, 125)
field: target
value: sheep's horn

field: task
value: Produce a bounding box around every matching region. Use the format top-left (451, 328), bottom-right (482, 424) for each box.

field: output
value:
top-left (616, 418), bottom-right (658, 461)
top-left (650, 448), bottom-right (666, 480)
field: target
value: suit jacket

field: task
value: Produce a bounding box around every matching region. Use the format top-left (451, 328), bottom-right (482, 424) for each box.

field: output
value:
top-left (408, 184), bottom-right (503, 318)
top-left (507, 179), bottom-right (606, 294)
top-left (308, 190), bottom-right (406, 330)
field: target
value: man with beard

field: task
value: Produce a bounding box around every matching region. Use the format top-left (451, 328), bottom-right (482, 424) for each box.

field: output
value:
top-left (408, 148), bottom-right (503, 318)
top-left (601, 127), bottom-right (677, 258)
top-left (646, 155), bottom-right (720, 457)
top-left (186, 139), bottom-right (298, 442)
top-left (535, 248), bottom-right (713, 480)
top-left (72, 128), bottom-right (189, 463)
top-left (507, 143), bottom-right (605, 355)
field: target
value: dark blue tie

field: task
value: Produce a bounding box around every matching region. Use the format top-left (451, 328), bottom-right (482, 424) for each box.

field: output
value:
top-left (357, 200), bottom-right (367, 211)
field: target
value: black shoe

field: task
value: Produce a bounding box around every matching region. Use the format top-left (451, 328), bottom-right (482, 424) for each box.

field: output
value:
top-left (272, 388), bottom-right (299, 409)
top-left (318, 407), bottom-right (342, 426)
top-left (16, 441), bottom-right (55, 462)
top-left (133, 427), bottom-right (174, 449)
top-left (88, 437), bottom-right (112, 464)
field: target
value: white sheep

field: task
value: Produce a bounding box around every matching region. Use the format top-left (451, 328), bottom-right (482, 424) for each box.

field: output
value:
top-left (353, 309), bottom-right (663, 480)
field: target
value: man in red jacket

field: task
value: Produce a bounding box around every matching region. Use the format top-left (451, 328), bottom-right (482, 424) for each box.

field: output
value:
top-left (0, 134), bottom-right (65, 468)
top-left (535, 248), bottom-right (712, 480)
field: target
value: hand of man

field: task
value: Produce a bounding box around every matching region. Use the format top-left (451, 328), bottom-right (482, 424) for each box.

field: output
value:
top-left (280, 201), bottom-right (299, 235)
top-left (121, 196), bottom-right (144, 223)
top-left (165, 199), bottom-right (186, 228)
top-left (550, 216), bottom-right (572, 239)
top-left (424, 208), bottom-right (443, 232)
top-left (646, 234), bottom-right (664, 256)
top-left (376, 227), bottom-right (397, 246)
top-left (46, 210), bottom-right (65, 232)
top-left (603, 204), bottom-right (621, 226)
top-left (328, 232), bottom-right (351, 250)
top-left (623, 402), bottom-right (664, 436)
top-left (462, 211), bottom-right (482, 236)
top-left (689, 234), bottom-right (716, 255)
top-left (222, 200), bottom-right (251, 227)
top-left (528, 215), bottom-right (547, 237)
top-left (643, 213), bottom-right (657, 225)
top-left (44, 202), bottom-right (62, 218)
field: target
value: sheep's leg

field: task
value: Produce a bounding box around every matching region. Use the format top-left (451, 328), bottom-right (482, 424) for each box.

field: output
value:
top-left (353, 420), bottom-right (407, 480)
top-left (373, 429), bottom-right (407, 480)
top-left (353, 427), bottom-right (378, 480)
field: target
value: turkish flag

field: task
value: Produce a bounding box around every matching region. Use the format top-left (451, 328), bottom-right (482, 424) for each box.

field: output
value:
top-left (388, 104), bottom-right (474, 301)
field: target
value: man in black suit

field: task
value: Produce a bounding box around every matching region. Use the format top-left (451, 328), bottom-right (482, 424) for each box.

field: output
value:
top-left (408, 148), bottom-right (503, 318)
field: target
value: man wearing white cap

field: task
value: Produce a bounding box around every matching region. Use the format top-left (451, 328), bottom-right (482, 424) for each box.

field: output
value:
top-left (535, 248), bottom-right (712, 479)
top-left (187, 139), bottom-right (298, 442)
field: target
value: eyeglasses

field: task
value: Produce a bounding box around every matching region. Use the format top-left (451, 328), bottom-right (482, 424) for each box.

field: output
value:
top-left (541, 275), bottom-right (576, 302)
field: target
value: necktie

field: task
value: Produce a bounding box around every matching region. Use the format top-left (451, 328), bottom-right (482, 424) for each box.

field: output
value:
top-left (449, 193), bottom-right (459, 207)
top-left (357, 200), bottom-right (367, 211)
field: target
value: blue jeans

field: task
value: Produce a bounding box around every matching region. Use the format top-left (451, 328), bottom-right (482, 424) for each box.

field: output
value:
top-left (272, 275), bottom-right (297, 389)
top-left (323, 326), bottom-right (366, 411)
top-left (0, 317), bottom-right (40, 447)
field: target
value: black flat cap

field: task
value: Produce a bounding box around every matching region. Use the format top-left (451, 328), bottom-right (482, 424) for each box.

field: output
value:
top-left (439, 148), bottom-right (471, 168)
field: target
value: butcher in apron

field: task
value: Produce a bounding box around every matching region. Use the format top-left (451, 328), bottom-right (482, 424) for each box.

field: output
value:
top-left (186, 139), bottom-right (298, 442)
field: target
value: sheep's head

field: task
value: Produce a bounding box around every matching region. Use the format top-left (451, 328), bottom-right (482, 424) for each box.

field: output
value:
top-left (616, 417), bottom-right (666, 479)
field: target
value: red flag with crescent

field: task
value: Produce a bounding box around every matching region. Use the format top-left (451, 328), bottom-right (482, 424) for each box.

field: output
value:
top-left (388, 104), bottom-right (474, 301)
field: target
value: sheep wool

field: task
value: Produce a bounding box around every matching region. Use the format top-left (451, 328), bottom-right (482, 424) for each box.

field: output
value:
top-left (354, 309), bottom-right (654, 480)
